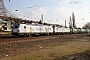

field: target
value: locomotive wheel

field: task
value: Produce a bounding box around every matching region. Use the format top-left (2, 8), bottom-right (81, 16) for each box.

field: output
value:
top-left (28, 34), bottom-right (31, 37)
top-left (47, 33), bottom-right (49, 36)
top-left (24, 34), bottom-right (27, 37)
top-left (58, 33), bottom-right (61, 35)
top-left (46, 33), bottom-right (49, 36)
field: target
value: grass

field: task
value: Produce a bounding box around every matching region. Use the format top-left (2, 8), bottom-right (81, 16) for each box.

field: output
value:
top-left (0, 40), bottom-right (90, 60)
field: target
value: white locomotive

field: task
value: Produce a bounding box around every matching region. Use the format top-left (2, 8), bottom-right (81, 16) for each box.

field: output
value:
top-left (11, 23), bottom-right (70, 36)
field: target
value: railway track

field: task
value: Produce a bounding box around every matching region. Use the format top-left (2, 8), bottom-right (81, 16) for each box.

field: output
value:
top-left (0, 33), bottom-right (89, 44)
top-left (0, 35), bottom-right (58, 44)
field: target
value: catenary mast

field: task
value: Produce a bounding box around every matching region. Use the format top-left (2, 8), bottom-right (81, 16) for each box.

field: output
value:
top-left (0, 0), bottom-right (7, 16)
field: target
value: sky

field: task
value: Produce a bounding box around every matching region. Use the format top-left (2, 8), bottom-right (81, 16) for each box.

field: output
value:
top-left (3, 0), bottom-right (90, 28)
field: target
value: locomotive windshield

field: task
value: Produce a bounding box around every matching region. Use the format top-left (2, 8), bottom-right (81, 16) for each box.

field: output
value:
top-left (13, 24), bottom-right (20, 29)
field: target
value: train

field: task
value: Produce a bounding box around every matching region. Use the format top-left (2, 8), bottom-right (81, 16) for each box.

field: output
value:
top-left (11, 23), bottom-right (90, 37)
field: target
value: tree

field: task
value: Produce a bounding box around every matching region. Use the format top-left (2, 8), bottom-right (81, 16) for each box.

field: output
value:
top-left (38, 20), bottom-right (42, 24)
top-left (82, 22), bottom-right (90, 29)
top-left (72, 12), bottom-right (77, 28)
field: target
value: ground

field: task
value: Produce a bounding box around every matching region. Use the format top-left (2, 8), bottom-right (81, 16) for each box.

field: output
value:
top-left (0, 34), bottom-right (90, 60)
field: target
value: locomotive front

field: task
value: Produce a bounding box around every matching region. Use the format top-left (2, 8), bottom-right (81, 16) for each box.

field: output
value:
top-left (11, 24), bottom-right (20, 36)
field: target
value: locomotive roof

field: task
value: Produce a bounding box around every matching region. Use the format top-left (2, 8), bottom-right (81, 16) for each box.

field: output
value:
top-left (16, 23), bottom-right (50, 26)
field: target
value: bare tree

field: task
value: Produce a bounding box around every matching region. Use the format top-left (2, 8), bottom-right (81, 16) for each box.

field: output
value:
top-left (69, 16), bottom-right (73, 28)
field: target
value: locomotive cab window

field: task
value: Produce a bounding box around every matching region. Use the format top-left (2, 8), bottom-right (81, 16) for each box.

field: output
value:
top-left (13, 24), bottom-right (19, 29)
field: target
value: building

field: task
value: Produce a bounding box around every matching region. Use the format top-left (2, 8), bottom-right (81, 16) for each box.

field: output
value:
top-left (0, 19), bottom-right (11, 31)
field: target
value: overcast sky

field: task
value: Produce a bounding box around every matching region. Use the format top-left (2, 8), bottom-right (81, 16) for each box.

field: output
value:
top-left (4, 0), bottom-right (90, 28)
